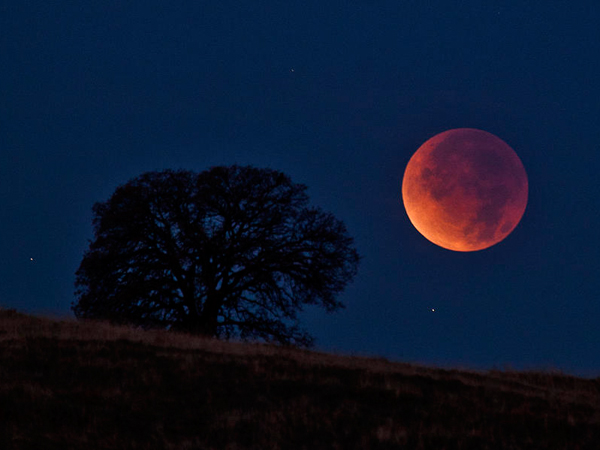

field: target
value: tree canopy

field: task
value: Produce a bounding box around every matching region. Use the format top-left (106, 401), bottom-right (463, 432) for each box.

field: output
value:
top-left (73, 165), bottom-right (360, 346)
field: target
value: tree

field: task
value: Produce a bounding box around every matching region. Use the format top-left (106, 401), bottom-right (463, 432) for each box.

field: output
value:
top-left (73, 165), bottom-right (360, 346)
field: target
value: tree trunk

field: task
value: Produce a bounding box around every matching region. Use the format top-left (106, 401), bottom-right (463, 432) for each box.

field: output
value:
top-left (196, 294), bottom-right (221, 337)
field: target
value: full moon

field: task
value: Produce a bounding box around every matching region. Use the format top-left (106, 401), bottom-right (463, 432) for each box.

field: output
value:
top-left (402, 128), bottom-right (528, 252)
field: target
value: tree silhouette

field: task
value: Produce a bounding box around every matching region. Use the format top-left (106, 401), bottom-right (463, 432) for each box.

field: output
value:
top-left (73, 166), bottom-right (360, 346)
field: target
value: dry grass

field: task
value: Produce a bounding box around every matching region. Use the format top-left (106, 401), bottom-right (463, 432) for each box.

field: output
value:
top-left (1, 307), bottom-right (599, 449)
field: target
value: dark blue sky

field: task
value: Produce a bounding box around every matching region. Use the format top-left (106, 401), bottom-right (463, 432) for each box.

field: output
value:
top-left (2, 1), bottom-right (599, 376)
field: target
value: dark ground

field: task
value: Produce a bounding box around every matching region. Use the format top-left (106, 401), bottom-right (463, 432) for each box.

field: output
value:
top-left (1, 308), bottom-right (599, 449)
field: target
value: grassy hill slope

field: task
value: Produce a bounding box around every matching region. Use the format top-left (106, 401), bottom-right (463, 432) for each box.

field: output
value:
top-left (1, 308), bottom-right (599, 449)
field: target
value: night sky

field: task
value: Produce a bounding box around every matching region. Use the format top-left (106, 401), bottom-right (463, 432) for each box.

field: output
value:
top-left (2, 1), bottom-right (599, 376)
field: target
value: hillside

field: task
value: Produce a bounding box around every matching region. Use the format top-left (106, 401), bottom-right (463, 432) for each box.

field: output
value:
top-left (1, 308), bottom-right (599, 449)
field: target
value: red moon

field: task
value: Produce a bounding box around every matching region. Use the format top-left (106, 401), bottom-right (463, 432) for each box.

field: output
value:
top-left (402, 128), bottom-right (528, 252)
